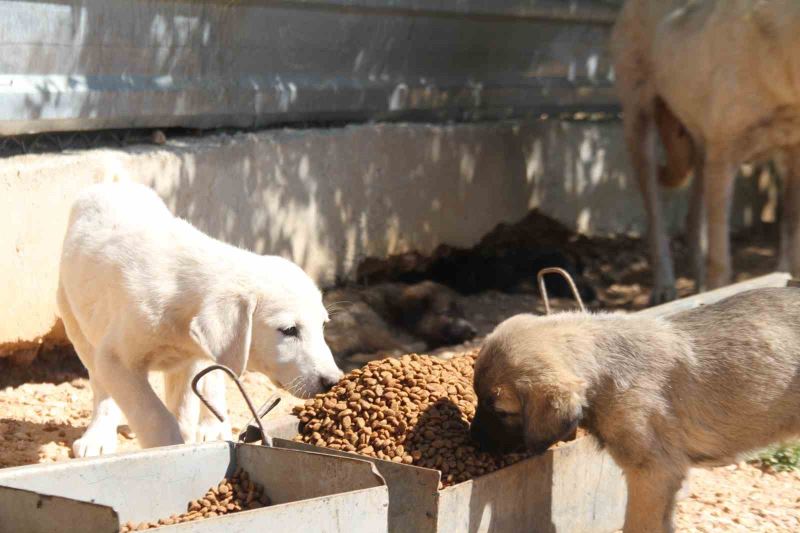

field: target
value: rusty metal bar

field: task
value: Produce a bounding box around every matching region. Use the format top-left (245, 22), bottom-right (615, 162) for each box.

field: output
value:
top-left (537, 267), bottom-right (586, 315)
top-left (191, 364), bottom-right (277, 447)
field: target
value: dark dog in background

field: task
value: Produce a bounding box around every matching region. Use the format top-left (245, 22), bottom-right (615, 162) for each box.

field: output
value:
top-left (324, 281), bottom-right (477, 362)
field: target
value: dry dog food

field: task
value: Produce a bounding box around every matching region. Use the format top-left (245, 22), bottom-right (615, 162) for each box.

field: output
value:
top-left (293, 352), bottom-right (533, 487)
top-left (118, 468), bottom-right (270, 532)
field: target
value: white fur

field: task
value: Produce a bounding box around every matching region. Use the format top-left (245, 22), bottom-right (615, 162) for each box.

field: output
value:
top-left (57, 182), bottom-right (342, 457)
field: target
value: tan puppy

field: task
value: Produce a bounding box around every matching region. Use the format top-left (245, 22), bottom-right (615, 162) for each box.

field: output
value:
top-left (471, 287), bottom-right (800, 533)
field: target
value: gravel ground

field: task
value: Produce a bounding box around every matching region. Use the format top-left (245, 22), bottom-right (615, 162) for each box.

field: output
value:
top-left (0, 355), bottom-right (303, 468)
top-left (2, 347), bottom-right (798, 531)
top-left (675, 464), bottom-right (800, 532)
top-left (1, 228), bottom-right (798, 530)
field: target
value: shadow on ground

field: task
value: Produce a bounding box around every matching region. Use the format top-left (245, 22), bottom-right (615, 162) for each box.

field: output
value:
top-left (0, 347), bottom-right (87, 389)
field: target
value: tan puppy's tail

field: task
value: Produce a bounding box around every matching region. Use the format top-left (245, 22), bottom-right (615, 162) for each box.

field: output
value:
top-left (655, 97), bottom-right (694, 189)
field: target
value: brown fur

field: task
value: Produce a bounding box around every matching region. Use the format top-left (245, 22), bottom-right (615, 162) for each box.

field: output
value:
top-left (655, 97), bottom-right (694, 189)
top-left (323, 281), bottom-right (476, 359)
top-left (472, 287), bottom-right (800, 533)
top-left (612, 0), bottom-right (800, 303)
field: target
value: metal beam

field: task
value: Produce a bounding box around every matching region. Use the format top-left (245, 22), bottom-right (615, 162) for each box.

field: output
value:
top-left (0, 0), bottom-right (621, 136)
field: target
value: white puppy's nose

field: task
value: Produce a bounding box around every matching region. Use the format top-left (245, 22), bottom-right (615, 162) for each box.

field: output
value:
top-left (318, 373), bottom-right (342, 392)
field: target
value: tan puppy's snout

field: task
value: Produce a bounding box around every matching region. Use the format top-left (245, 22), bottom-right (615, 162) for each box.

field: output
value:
top-left (470, 403), bottom-right (525, 453)
top-left (559, 413), bottom-right (580, 440)
top-left (469, 407), bottom-right (496, 450)
top-left (469, 410), bottom-right (489, 446)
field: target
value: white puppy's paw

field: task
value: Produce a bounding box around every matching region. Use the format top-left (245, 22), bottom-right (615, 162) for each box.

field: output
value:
top-left (196, 418), bottom-right (232, 443)
top-left (72, 431), bottom-right (118, 458)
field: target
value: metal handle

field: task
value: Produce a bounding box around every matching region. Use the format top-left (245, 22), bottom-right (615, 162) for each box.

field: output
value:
top-left (537, 267), bottom-right (586, 315)
top-left (238, 394), bottom-right (283, 444)
top-left (191, 364), bottom-right (280, 447)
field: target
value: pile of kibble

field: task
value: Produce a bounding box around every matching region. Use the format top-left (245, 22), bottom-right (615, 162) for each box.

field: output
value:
top-left (119, 468), bottom-right (270, 531)
top-left (292, 351), bottom-right (534, 487)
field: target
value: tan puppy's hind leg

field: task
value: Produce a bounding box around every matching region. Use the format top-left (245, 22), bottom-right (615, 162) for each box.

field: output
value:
top-left (622, 466), bottom-right (685, 533)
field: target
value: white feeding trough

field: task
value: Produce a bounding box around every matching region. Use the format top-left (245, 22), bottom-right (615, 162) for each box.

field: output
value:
top-left (0, 442), bottom-right (388, 533)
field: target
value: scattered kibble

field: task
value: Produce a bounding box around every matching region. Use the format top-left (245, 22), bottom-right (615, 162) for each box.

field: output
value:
top-left (119, 468), bottom-right (270, 532)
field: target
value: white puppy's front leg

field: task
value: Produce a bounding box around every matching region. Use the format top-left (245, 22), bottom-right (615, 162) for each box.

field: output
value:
top-left (196, 365), bottom-right (231, 442)
top-left (165, 360), bottom-right (231, 443)
top-left (164, 363), bottom-right (201, 442)
top-left (72, 376), bottom-right (122, 457)
top-left (94, 347), bottom-right (183, 449)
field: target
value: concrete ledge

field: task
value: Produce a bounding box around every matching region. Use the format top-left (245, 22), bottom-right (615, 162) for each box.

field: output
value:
top-left (0, 120), bottom-right (775, 354)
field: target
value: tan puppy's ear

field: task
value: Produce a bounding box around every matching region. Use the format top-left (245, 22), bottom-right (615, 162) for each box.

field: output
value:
top-left (521, 378), bottom-right (586, 453)
top-left (557, 375), bottom-right (587, 407)
top-left (190, 296), bottom-right (257, 376)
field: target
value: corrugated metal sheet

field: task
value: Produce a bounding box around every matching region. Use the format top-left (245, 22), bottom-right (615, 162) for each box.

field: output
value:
top-left (0, 0), bottom-right (622, 135)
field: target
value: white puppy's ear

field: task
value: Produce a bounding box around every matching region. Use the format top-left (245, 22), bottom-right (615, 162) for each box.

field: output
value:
top-left (189, 296), bottom-right (257, 376)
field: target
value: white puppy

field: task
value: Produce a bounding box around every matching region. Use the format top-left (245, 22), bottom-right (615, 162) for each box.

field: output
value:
top-left (57, 182), bottom-right (343, 457)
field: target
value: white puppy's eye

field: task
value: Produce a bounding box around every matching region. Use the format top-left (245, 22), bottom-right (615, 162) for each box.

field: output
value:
top-left (279, 326), bottom-right (299, 337)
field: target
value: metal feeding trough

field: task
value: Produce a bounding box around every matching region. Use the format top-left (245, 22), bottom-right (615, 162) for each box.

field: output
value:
top-left (217, 268), bottom-right (628, 533)
top-left (259, 417), bottom-right (626, 533)
top-left (1, 271), bottom-right (788, 533)
top-left (0, 442), bottom-right (388, 533)
top-left (237, 271), bottom-right (797, 533)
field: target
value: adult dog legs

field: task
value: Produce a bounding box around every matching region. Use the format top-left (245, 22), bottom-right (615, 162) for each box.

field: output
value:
top-left (686, 149), bottom-right (706, 292)
top-left (625, 108), bottom-right (676, 303)
top-left (779, 147), bottom-right (800, 277)
top-left (703, 151), bottom-right (736, 289)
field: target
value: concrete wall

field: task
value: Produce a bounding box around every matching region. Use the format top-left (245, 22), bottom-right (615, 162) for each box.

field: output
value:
top-left (0, 119), bottom-right (776, 355)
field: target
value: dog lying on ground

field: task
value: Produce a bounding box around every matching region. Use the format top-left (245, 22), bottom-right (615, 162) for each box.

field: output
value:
top-left (471, 287), bottom-right (800, 532)
top-left (324, 281), bottom-right (477, 359)
top-left (612, 0), bottom-right (800, 303)
top-left (57, 182), bottom-right (343, 457)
